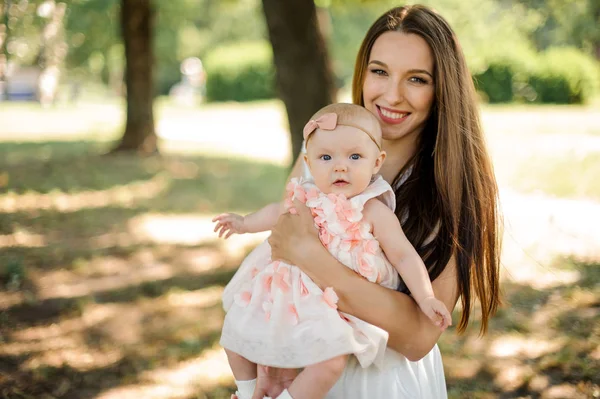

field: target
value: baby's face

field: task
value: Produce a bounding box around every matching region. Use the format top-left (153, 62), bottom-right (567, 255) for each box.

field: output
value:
top-left (304, 125), bottom-right (385, 198)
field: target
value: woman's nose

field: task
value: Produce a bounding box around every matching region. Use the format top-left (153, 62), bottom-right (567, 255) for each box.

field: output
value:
top-left (384, 79), bottom-right (404, 105)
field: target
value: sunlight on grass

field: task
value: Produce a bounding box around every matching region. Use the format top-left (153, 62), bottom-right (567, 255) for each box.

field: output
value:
top-left (2, 100), bottom-right (599, 398)
top-left (166, 286), bottom-right (222, 308)
top-left (159, 99), bottom-right (291, 165)
top-left (488, 335), bottom-right (564, 358)
top-left (0, 174), bottom-right (168, 212)
top-left (0, 101), bottom-right (123, 142)
top-left (128, 213), bottom-right (268, 255)
top-left (37, 262), bottom-right (175, 299)
top-left (94, 345), bottom-right (233, 399)
top-left (508, 152), bottom-right (600, 200)
top-left (499, 188), bottom-right (600, 288)
top-left (0, 229), bottom-right (46, 248)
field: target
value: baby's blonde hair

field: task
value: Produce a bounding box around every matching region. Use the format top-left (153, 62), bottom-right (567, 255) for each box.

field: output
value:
top-left (307, 103), bottom-right (382, 148)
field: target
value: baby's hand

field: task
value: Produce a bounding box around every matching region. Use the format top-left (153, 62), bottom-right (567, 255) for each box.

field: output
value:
top-left (212, 213), bottom-right (246, 238)
top-left (419, 296), bottom-right (452, 330)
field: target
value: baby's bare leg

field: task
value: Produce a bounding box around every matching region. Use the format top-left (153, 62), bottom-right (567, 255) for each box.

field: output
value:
top-left (286, 355), bottom-right (348, 399)
top-left (225, 348), bottom-right (257, 380)
top-left (225, 349), bottom-right (258, 399)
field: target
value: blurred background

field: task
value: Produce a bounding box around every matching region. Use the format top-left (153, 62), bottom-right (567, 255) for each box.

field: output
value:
top-left (0, 0), bottom-right (599, 398)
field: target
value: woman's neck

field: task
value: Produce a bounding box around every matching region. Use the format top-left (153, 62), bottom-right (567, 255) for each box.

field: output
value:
top-left (380, 134), bottom-right (418, 184)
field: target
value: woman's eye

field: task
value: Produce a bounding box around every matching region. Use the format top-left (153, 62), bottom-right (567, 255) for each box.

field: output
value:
top-left (320, 154), bottom-right (331, 161)
top-left (370, 68), bottom-right (387, 76)
top-left (410, 76), bottom-right (428, 84)
top-left (350, 154), bottom-right (361, 160)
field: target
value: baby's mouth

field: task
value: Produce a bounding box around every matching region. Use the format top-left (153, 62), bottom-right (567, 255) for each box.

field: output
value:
top-left (333, 179), bottom-right (349, 186)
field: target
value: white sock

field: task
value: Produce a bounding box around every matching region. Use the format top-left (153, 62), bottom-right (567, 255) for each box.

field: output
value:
top-left (275, 389), bottom-right (294, 399)
top-left (234, 378), bottom-right (257, 399)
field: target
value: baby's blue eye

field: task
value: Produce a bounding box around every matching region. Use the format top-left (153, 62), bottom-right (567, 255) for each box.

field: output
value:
top-left (320, 154), bottom-right (331, 161)
top-left (350, 154), bottom-right (361, 160)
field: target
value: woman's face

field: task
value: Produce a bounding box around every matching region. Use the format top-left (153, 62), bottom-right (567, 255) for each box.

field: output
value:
top-left (362, 31), bottom-right (435, 142)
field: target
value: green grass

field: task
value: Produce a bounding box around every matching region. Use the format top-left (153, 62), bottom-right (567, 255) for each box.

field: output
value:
top-left (0, 100), bottom-right (599, 398)
top-left (509, 153), bottom-right (600, 200)
top-left (442, 256), bottom-right (600, 398)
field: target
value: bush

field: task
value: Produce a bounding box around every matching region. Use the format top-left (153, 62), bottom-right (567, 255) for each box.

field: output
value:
top-left (204, 41), bottom-right (276, 102)
top-left (527, 48), bottom-right (600, 104)
top-left (473, 48), bottom-right (537, 104)
top-left (474, 47), bottom-right (600, 104)
top-left (474, 62), bottom-right (515, 103)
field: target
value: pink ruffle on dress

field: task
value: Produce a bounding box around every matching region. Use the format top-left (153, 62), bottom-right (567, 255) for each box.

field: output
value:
top-left (220, 176), bottom-right (399, 369)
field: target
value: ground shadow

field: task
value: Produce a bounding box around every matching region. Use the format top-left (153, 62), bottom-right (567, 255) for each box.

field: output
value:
top-left (443, 257), bottom-right (599, 398)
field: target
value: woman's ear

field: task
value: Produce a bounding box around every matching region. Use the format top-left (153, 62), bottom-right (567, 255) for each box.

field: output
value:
top-left (373, 150), bottom-right (386, 173)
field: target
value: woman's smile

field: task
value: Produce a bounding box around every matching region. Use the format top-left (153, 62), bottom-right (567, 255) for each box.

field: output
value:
top-left (376, 105), bottom-right (410, 125)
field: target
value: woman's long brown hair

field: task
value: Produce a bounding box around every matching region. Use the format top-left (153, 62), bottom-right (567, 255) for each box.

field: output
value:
top-left (352, 5), bottom-right (501, 334)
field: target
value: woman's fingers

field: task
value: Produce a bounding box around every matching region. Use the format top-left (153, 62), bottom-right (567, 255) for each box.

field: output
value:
top-left (292, 198), bottom-right (310, 218)
top-left (292, 199), bottom-right (318, 236)
top-left (251, 385), bottom-right (268, 399)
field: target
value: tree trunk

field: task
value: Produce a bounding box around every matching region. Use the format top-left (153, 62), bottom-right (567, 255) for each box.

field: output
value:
top-left (113, 0), bottom-right (157, 155)
top-left (0, 0), bottom-right (11, 100)
top-left (261, 0), bottom-right (335, 164)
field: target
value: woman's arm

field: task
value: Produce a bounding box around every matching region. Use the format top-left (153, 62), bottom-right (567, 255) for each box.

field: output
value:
top-left (269, 199), bottom-right (459, 361)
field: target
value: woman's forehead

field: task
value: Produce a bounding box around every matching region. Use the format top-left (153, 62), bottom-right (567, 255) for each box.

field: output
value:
top-left (369, 31), bottom-right (434, 72)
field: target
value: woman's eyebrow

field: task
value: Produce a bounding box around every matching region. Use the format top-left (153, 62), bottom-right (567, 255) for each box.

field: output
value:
top-left (408, 69), bottom-right (434, 78)
top-left (368, 60), bottom-right (433, 79)
top-left (368, 60), bottom-right (387, 68)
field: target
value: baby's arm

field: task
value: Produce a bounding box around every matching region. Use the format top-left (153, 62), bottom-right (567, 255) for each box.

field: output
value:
top-left (363, 199), bottom-right (452, 330)
top-left (213, 202), bottom-right (285, 239)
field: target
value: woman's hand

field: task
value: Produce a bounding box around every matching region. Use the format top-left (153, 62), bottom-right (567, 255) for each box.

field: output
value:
top-left (251, 366), bottom-right (297, 399)
top-left (269, 199), bottom-right (320, 268)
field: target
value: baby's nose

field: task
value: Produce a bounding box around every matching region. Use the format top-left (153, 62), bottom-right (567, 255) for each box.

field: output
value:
top-left (334, 163), bottom-right (348, 172)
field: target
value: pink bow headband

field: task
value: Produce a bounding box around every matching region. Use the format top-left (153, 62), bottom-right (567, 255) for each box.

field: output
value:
top-left (302, 112), bottom-right (381, 150)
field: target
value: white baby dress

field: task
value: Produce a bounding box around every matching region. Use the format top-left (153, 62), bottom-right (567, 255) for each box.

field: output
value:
top-left (220, 176), bottom-right (400, 369)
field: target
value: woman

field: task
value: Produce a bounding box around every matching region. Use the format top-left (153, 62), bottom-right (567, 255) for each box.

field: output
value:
top-left (244, 4), bottom-right (501, 398)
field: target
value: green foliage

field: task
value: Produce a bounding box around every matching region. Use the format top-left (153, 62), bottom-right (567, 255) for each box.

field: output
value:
top-left (328, 3), bottom-right (393, 84)
top-left (473, 46), bottom-right (538, 103)
top-left (474, 62), bottom-right (515, 103)
top-left (513, 0), bottom-right (600, 57)
top-left (2, 256), bottom-right (26, 290)
top-left (203, 41), bottom-right (275, 102)
top-left (154, 0), bottom-right (267, 95)
top-left (528, 47), bottom-right (600, 104)
top-left (61, 0), bottom-right (267, 94)
top-left (474, 47), bottom-right (600, 104)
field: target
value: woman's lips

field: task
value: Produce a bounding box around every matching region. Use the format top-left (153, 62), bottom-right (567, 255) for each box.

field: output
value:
top-left (377, 105), bottom-right (409, 125)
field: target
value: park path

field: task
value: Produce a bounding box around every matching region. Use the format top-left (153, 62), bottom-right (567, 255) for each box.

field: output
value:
top-left (499, 186), bottom-right (600, 288)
